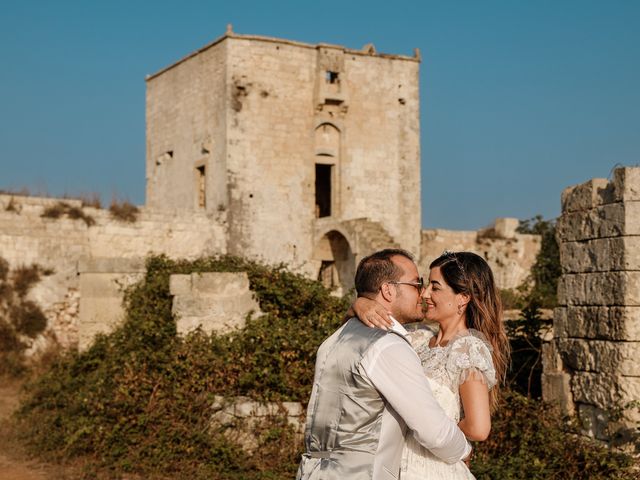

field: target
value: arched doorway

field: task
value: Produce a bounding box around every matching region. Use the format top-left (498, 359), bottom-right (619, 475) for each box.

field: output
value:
top-left (313, 230), bottom-right (355, 295)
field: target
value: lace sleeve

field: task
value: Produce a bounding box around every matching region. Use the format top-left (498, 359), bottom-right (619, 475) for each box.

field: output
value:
top-left (446, 331), bottom-right (497, 390)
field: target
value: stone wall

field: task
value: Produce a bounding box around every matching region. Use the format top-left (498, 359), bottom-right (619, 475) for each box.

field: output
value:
top-left (170, 271), bottom-right (261, 335)
top-left (0, 194), bottom-right (226, 350)
top-left (78, 258), bottom-right (146, 351)
top-left (211, 396), bottom-right (304, 452)
top-left (420, 218), bottom-right (541, 289)
top-left (146, 31), bottom-right (422, 272)
top-left (543, 167), bottom-right (640, 442)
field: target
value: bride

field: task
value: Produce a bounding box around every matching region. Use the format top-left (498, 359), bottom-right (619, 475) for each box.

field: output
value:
top-left (352, 251), bottom-right (510, 479)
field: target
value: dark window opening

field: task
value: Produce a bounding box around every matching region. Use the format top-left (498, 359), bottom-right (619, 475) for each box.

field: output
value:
top-left (325, 71), bottom-right (339, 84)
top-left (196, 165), bottom-right (206, 208)
top-left (315, 164), bottom-right (332, 218)
top-left (318, 260), bottom-right (336, 288)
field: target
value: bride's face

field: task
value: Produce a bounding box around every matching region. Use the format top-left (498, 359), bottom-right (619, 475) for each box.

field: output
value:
top-left (424, 266), bottom-right (460, 323)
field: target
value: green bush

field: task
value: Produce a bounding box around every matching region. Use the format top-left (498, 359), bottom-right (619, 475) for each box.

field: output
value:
top-left (517, 215), bottom-right (561, 308)
top-left (0, 258), bottom-right (51, 376)
top-left (15, 255), bottom-right (636, 479)
top-left (17, 255), bottom-right (347, 478)
top-left (472, 390), bottom-right (635, 479)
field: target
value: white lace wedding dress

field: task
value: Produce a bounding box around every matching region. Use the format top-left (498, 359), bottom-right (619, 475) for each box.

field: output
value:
top-left (400, 327), bottom-right (496, 480)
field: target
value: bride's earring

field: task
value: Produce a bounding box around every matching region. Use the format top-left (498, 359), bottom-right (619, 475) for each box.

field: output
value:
top-left (457, 304), bottom-right (463, 315)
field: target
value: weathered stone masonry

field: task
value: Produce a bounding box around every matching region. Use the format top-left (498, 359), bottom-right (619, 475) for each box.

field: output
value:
top-left (0, 31), bottom-right (540, 353)
top-left (543, 167), bottom-right (640, 441)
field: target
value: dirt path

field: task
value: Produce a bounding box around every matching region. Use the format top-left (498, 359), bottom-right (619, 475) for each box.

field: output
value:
top-left (0, 380), bottom-right (74, 480)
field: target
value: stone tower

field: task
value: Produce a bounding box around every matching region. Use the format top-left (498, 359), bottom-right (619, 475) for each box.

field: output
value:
top-left (145, 30), bottom-right (421, 291)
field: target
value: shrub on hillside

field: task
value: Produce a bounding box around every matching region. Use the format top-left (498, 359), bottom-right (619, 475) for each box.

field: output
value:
top-left (17, 255), bottom-right (346, 478)
top-left (472, 390), bottom-right (634, 479)
top-left (0, 258), bottom-right (52, 376)
top-left (15, 255), bottom-right (637, 479)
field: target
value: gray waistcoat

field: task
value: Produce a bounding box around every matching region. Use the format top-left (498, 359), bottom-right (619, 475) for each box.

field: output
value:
top-left (297, 318), bottom-right (410, 480)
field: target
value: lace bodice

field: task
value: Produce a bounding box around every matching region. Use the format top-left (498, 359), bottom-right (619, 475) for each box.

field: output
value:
top-left (400, 327), bottom-right (495, 479)
top-left (407, 327), bottom-right (496, 396)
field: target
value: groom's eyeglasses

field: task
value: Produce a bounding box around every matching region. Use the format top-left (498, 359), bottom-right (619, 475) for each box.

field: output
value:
top-left (388, 277), bottom-right (425, 294)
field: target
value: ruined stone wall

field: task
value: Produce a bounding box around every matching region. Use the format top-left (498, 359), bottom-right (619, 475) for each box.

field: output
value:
top-left (146, 32), bottom-right (422, 270)
top-left (170, 271), bottom-right (261, 335)
top-left (222, 35), bottom-right (422, 263)
top-left (224, 36), bottom-right (317, 265)
top-left (146, 38), bottom-right (228, 212)
top-left (0, 194), bottom-right (226, 349)
top-left (338, 47), bottom-right (421, 256)
top-left (543, 167), bottom-right (640, 442)
top-left (420, 218), bottom-right (541, 289)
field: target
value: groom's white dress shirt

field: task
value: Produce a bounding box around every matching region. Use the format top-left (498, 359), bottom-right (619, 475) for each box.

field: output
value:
top-left (360, 317), bottom-right (472, 464)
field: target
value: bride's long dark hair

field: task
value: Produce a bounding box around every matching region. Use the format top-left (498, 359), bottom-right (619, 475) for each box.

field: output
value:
top-left (430, 251), bottom-right (510, 411)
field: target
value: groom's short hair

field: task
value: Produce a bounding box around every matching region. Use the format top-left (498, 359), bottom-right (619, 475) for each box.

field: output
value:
top-left (355, 248), bottom-right (414, 296)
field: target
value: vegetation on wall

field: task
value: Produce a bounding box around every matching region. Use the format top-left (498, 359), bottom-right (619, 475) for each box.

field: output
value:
top-left (41, 201), bottom-right (96, 227)
top-left (109, 199), bottom-right (139, 223)
top-left (0, 257), bottom-right (52, 376)
top-left (516, 215), bottom-right (561, 308)
top-left (14, 255), bottom-right (636, 479)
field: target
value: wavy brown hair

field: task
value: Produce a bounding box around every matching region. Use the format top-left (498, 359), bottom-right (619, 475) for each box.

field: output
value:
top-left (430, 251), bottom-right (510, 411)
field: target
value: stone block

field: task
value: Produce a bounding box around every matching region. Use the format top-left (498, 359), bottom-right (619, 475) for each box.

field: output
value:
top-left (577, 403), bottom-right (611, 440)
top-left (542, 341), bottom-right (564, 372)
top-left (492, 217), bottom-right (519, 239)
top-left (553, 307), bottom-right (569, 338)
top-left (558, 339), bottom-right (640, 376)
top-left (171, 272), bottom-right (261, 335)
top-left (613, 167), bottom-right (640, 203)
top-left (571, 372), bottom-right (640, 412)
top-left (78, 257), bottom-right (145, 274)
top-left (556, 203), bottom-right (625, 242)
top-left (541, 371), bottom-right (575, 416)
top-left (282, 401), bottom-right (304, 416)
top-left (169, 274), bottom-right (191, 295)
top-left (190, 271), bottom-right (251, 295)
top-left (209, 396), bottom-right (305, 452)
top-left (557, 272), bottom-right (640, 306)
top-left (561, 178), bottom-right (613, 213)
top-left (555, 306), bottom-right (640, 341)
top-left (559, 237), bottom-right (640, 273)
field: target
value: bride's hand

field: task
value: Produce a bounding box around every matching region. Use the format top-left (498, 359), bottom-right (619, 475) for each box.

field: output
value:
top-left (350, 297), bottom-right (393, 330)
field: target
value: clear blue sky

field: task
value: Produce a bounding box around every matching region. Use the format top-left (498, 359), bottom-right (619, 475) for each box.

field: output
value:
top-left (1, 1), bottom-right (638, 230)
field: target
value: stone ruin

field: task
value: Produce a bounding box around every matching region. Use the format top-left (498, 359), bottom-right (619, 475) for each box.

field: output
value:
top-left (0, 30), bottom-right (541, 355)
top-left (543, 166), bottom-right (640, 445)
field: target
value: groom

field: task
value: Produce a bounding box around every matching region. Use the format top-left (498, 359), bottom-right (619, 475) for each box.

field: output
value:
top-left (296, 248), bottom-right (471, 479)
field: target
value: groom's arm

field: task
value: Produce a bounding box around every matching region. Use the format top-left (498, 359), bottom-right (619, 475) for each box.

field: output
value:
top-left (361, 335), bottom-right (472, 464)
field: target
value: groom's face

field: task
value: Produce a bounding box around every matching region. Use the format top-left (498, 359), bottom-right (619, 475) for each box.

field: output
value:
top-left (389, 255), bottom-right (426, 324)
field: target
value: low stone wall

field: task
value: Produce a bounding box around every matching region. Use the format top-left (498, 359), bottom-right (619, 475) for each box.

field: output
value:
top-left (211, 396), bottom-right (304, 452)
top-left (78, 258), bottom-right (146, 351)
top-left (543, 167), bottom-right (640, 442)
top-left (0, 194), bottom-right (226, 351)
top-left (421, 218), bottom-right (541, 289)
top-left (170, 272), bottom-right (262, 335)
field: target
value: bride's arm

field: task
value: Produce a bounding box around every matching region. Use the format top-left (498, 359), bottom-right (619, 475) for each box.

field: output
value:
top-left (458, 376), bottom-right (491, 441)
top-left (346, 297), bottom-right (393, 329)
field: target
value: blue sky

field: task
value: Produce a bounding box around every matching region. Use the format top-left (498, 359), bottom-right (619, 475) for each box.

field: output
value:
top-left (1, 0), bottom-right (638, 230)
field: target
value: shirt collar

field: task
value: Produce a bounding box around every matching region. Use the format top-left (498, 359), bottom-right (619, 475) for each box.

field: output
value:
top-left (388, 315), bottom-right (408, 336)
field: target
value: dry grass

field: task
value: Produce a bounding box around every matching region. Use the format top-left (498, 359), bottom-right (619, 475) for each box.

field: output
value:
top-left (109, 198), bottom-right (139, 223)
top-left (41, 202), bottom-right (95, 227)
